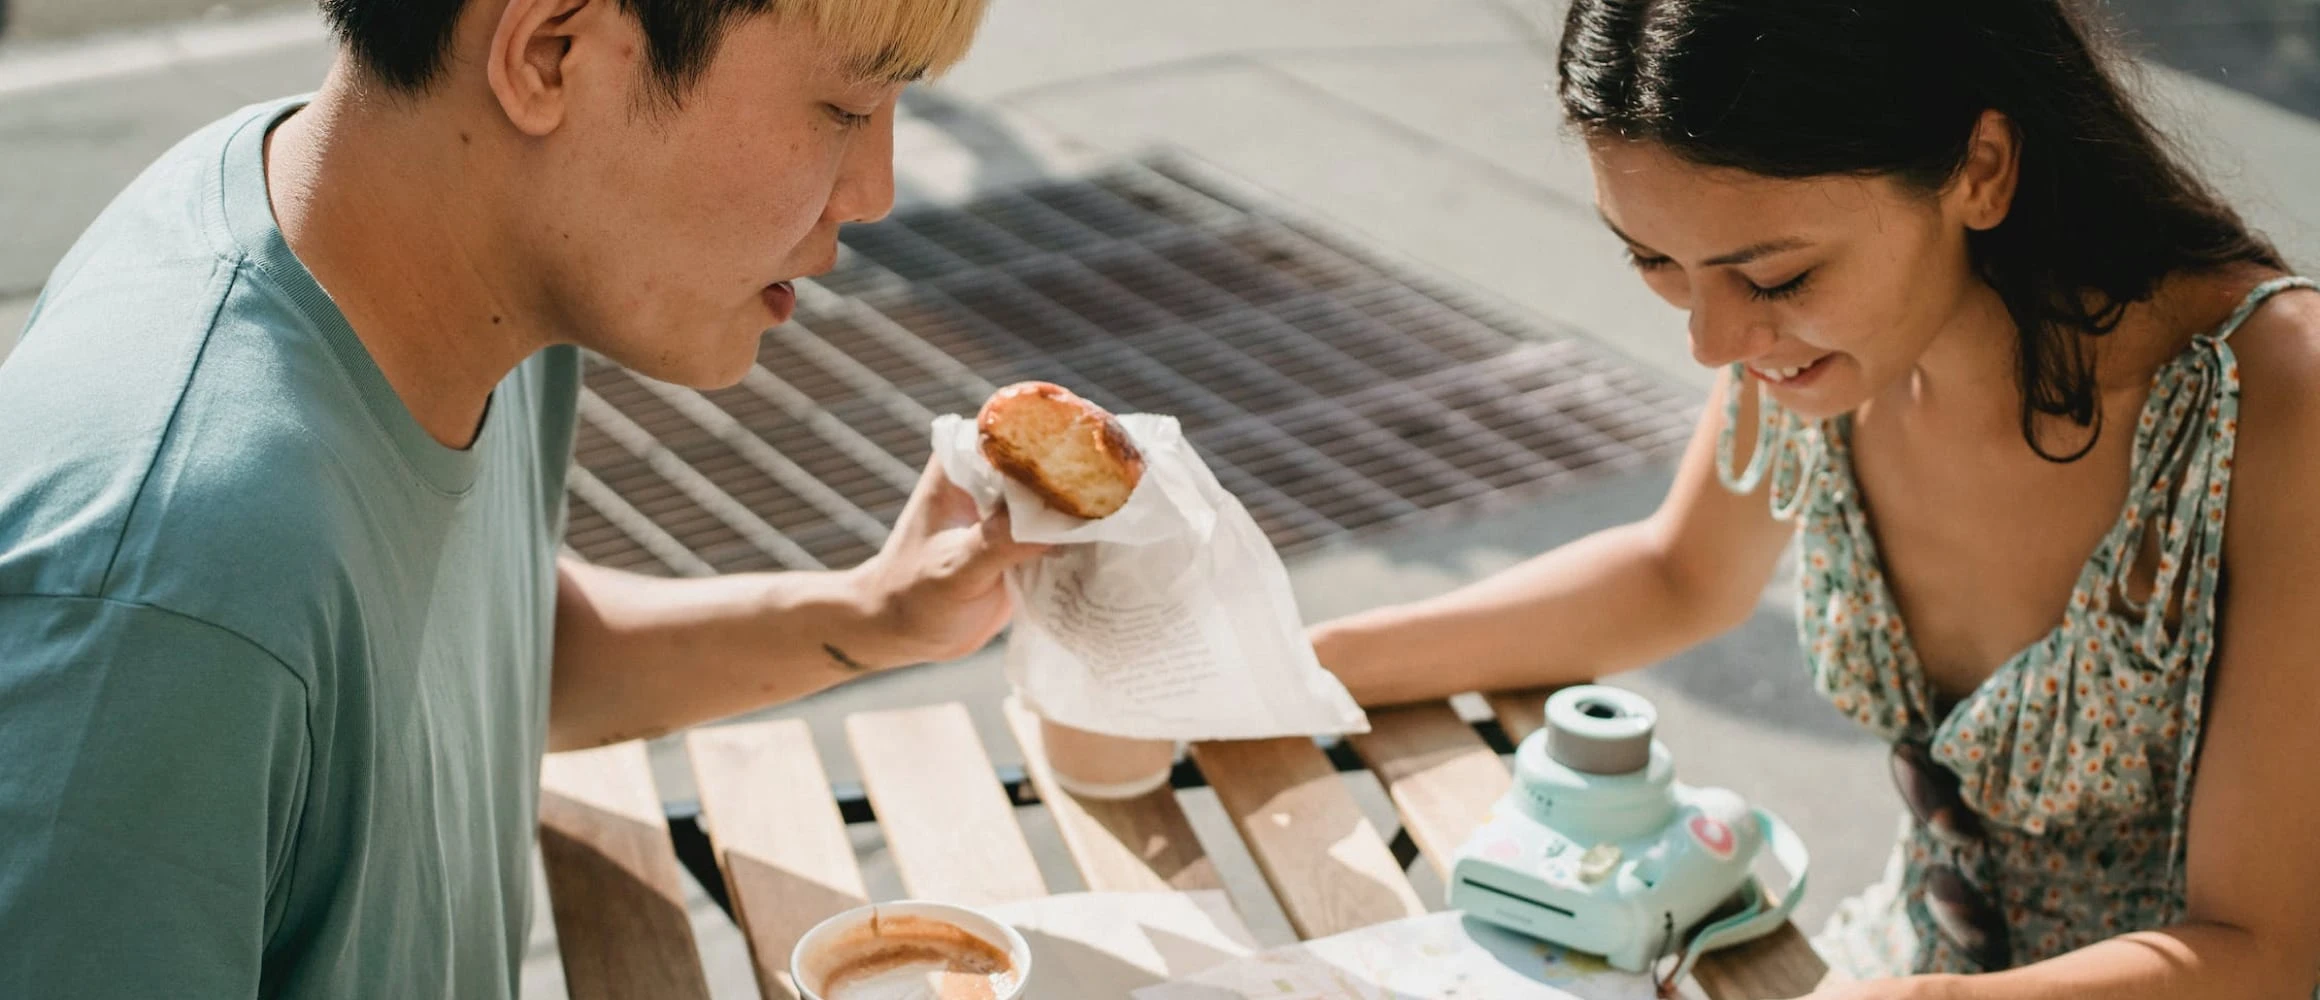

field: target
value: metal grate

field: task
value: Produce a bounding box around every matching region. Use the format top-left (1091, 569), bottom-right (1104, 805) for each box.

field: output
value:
top-left (566, 157), bottom-right (1698, 577)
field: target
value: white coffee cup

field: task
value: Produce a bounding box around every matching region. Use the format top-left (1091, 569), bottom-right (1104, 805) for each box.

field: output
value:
top-left (790, 900), bottom-right (1032, 1000)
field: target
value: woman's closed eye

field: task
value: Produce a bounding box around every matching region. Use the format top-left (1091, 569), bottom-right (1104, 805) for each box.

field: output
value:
top-left (825, 104), bottom-right (875, 129)
top-left (1747, 269), bottom-right (1813, 302)
top-left (1623, 247), bottom-right (1812, 302)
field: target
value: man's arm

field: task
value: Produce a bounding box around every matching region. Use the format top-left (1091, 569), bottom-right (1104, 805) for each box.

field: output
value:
top-left (0, 594), bottom-right (308, 997)
top-left (548, 458), bottom-right (1045, 752)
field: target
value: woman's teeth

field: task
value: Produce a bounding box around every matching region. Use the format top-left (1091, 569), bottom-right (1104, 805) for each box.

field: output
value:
top-left (1756, 361), bottom-right (1811, 382)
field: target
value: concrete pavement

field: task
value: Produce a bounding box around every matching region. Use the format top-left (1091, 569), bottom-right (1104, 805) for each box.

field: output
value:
top-left (0, 0), bottom-right (303, 45)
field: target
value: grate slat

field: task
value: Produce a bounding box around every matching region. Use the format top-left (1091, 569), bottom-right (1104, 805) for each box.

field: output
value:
top-left (624, 373), bottom-right (894, 547)
top-left (576, 390), bottom-right (826, 571)
top-left (567, 466), bottom-right (717, 577)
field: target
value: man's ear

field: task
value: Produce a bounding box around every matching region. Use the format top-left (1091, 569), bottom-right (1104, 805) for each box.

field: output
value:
top-left (486, 0), bottom-right (600, 137)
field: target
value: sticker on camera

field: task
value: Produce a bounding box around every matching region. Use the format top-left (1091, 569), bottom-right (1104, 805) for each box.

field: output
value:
top-left (1688, 814), bottom-right (1737, 861)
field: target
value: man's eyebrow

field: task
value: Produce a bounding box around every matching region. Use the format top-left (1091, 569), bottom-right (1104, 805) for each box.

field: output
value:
top-left (855, 66), bottom-right (927, 84)
top-left (1596, 211), bottom-right (1809, 267)
top-left (847, 48), bottom-right (929, 84)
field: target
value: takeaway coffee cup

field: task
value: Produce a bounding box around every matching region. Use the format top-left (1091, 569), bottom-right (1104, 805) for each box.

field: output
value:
top-left (1038, 714), bottom-right (1178, 801)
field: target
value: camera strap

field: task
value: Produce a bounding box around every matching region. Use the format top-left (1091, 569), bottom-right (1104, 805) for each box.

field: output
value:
top-left (1658, 807), bottom-right (1812, 994)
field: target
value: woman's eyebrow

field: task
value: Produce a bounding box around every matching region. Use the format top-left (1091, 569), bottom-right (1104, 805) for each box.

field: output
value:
top-left (1598, 211), bottom-right (1809, 266)
top-left (1703, 237), bottom-right (1811, 267)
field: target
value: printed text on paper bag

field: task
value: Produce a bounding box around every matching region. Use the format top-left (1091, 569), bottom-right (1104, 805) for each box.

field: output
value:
top-left (1045, 568), bottom-right (1219, 706)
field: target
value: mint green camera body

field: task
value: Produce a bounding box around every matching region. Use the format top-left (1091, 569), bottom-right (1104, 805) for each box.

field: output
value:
top-left (1448, 686), bottom-right (1809, 978)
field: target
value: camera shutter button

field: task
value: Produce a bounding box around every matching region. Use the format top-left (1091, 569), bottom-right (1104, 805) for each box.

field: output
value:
top-left (1578, 843), bottom-right (1621, 884)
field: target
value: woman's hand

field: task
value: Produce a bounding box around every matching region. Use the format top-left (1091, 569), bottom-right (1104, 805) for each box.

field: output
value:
top-left (1802, 977), bottom-right (1943, 1000)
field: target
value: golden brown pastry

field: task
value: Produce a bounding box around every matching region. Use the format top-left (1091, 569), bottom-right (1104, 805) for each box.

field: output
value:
top-left (977, 381), bottom-right (1145, 519)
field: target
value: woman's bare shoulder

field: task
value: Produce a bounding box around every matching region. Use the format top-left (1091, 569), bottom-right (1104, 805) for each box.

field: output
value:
top-left (2221, 278), bottom-right (2320, 535)
top-left (2227, 278), bottom-right (2320, 413)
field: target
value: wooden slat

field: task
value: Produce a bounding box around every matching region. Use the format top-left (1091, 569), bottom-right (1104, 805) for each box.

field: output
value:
top-left (1486, 688), bottom-right (1834, 1000)
top-left (1001, 696), bottom-right (1224, 893)
top-left (1189, 737), bottom-right (1427, 940)
top-left (847, 702), bottom-right (1049, 906)
top-left (1486, 687), bottom-right (1561, 744)
top-left (1346, 702), bottom-right (1512, 882)
top-left (686, 720), bottom-right (869, 1000)
top-left (537, 741), bottom-right (712, 1000)
top-left (1693, 924), bottom-right (1840, 999)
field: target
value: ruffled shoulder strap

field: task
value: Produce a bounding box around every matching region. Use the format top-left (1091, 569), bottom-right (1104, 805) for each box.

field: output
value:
top-left (2212, 276), bottom-right (2316, 342)
top-left (2106, 277), bottom-right (2314, 671)
top-left (1715, 365), bottom-right (1829, 521)
top-left (2135, 275), bottom-right (2314, 885)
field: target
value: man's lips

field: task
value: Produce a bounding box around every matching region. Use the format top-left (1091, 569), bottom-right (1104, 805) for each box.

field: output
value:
top-left (762, 281), bottom-right (797, 324)
top-left (759, 250), bottom-right (834, 325)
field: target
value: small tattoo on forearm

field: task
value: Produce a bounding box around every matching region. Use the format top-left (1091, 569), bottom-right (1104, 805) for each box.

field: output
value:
top-left (824, 643), bottom-right (871, 673)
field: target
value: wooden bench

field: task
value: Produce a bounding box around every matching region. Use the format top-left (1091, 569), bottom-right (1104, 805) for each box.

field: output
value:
top-left (536, 688), bottom-right (1833, 999)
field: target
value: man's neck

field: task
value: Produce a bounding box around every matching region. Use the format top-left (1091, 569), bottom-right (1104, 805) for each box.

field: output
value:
top-left (265, 70), bottom-right (543, 450)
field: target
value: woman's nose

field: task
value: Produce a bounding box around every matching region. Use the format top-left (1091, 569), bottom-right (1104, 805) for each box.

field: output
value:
top-left (1688, 300), bottom-right (1778, 369)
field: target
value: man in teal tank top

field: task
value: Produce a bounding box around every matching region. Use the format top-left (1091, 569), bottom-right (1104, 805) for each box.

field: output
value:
top-left (0, 2), bottom-right (1030, 997)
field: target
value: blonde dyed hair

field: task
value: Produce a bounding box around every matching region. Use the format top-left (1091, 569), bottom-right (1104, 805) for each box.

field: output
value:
top-left (786, 0), bottom-right (989, 82)
top-left (623, 0), bottom-right (988, 107)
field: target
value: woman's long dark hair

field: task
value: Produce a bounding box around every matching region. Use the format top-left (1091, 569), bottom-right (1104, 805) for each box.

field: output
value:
top-left (1557, 0), bottom-right (2281, 459)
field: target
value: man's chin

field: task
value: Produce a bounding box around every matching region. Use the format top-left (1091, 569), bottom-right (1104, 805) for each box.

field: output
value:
top-left (607, 333), bottom-right (761, 391)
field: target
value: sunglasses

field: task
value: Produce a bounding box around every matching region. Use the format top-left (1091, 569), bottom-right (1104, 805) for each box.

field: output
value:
top-left (1891, 739), bottom-right (2012, 971)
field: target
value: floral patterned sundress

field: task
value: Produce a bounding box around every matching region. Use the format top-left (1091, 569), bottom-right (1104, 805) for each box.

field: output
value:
top-left (1714, 276), bottom-right (2318, 981)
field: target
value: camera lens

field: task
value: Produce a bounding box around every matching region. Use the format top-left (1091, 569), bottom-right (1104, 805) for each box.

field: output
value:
top-left (1544, 686), bottom-right (1657, 775)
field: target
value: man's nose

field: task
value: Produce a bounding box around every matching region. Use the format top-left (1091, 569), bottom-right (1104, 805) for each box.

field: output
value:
top-left (828, 117), bottom-right (898, 226)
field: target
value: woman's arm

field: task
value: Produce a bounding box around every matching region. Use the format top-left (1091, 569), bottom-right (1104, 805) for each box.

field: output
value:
top-left (1314, 370), bottom-right (1796, 706)
top-left (1821, 924), bottom-right (2299, 1000)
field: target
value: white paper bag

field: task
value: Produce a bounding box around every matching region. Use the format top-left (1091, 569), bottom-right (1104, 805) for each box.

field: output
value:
top-left (932, 412), bottom-right (1369, 741)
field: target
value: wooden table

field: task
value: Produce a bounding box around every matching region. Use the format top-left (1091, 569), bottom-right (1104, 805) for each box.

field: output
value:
top-left (536, 687), bottom-right (1835, 999)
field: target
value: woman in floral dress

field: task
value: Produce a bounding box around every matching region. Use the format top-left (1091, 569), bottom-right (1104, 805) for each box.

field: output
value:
top-left (1313, 1), bottom-right (2320, 996)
